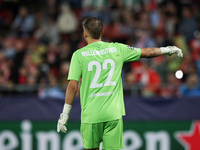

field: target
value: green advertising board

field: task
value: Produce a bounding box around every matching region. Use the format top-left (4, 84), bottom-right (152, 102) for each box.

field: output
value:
top-left (0, 120), bottom-right (199, 150)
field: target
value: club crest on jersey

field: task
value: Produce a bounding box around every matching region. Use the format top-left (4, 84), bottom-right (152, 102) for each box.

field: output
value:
top-left (128, 45), bottom-right (139, 52)
top-left (135, 48), bottom-right (139, 52)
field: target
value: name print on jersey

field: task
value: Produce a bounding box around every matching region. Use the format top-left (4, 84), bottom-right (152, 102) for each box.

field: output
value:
top-left (81, 47), bottom-right (117, 56)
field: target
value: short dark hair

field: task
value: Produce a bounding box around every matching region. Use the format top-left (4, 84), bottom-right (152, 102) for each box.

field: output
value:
top-left (82, 17), bottom-right (103, 39)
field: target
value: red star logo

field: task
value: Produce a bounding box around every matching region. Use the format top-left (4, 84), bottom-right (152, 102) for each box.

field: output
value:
top-left (175, 121), bottom-right (200, 150)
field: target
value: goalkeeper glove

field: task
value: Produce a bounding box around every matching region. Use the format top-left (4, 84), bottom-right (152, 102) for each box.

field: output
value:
top-left (160, 46), bottom-right (183, 57)
top-left (57, 104), bottom-right (72, 133)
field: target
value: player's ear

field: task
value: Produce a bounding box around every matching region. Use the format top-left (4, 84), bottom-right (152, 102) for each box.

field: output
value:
top-left (101, 29), bottom-right (104, 36)
top-left (84, 30), bottom-right (88, 38)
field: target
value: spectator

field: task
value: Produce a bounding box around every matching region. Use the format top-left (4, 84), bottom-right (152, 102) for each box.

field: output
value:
top-left (11, 6), bottom-right (35, 38)
top-left (190, 31), bottom-right (200, 77)
top-left (46, 43), bottom-right (60, 78)
top-left (57, 3), bottom-right (78, 35)
top-left (59, 62), bottom-right (70, 84)
top-left (179, 74), bottom-right (200, 97)
top-left (25, 75), bottom-right (37, 93)
top-left (18, 66), bottom-right (27, 84)
top-left (11, 39), bottom-right (26, 83)
top-left (152, 56), bottom-right (168, 84)
top-left (38, 73), bottom-right (65, 99)
top-left (134, 62), bottom-right (161, 97)
top-left (180, 52), bottom-right (196, 81)
top-left (164, 2), bottom-right (178, 39)
top-left (160, 73), bottom-right (182, 98)
top-left (167, 53), bottom-right (183, 73)
top-left (2, 38), bottom-right (16, 60)
top-left (0, 52), bottom-right (11, 86)
top-left (46, 0), bottom-right (59, 19)
top-left (178, 5), bottom-right (198, 43)
top-left (82, 0), bottom-right (111, 25)
top-left (155, 8), bottom-right (167, 45)
top-left (35, 17), bottom-right (60, 45)
top-left (57, 42), bottom-right (72, 63)
top-left (134, 27), bottom-right (156, 48)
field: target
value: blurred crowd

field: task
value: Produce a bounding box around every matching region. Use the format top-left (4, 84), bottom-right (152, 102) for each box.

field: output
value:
top-left (0, 0), bottom-right (200, 98)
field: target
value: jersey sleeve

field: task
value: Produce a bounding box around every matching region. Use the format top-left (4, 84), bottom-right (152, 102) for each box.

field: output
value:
top-left (118, 43), bottom-right (141, 62)
top-left (67, 52), bottom-right (82, 81)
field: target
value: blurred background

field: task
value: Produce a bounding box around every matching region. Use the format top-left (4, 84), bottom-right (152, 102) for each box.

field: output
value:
top-left (0, 0), bottom-right (200, 150)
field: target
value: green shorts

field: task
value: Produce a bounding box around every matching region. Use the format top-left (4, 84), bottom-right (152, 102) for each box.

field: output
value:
top-left (80, 118), bottom-right (124, 150)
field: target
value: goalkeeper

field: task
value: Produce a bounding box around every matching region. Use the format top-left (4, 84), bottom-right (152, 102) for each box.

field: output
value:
top-left (57, 17), bottom-right (183, 150)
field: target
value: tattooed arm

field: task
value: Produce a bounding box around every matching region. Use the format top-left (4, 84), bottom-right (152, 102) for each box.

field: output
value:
top-left (140, 47), bottom-right (162, 58)
top-left (140, 46), bottom-right (183, 58)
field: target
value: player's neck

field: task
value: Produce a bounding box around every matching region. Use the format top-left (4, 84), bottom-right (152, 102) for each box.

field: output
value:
top-left (87, 38), bottom-right (102, 45)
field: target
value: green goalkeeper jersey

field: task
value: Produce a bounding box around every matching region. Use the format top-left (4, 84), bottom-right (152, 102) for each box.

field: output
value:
top-left (68, 41), bottom-right (141, 123)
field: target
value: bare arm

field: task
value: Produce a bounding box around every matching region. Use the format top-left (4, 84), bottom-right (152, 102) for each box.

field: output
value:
top-left (57, 80), bottom-right (79, 133)
top-left (140, 46), bottom-right (183, 58)
top-left (140, 47), bottom-right (162, 58)
top-left (65, 80), bottom-right (79, 105)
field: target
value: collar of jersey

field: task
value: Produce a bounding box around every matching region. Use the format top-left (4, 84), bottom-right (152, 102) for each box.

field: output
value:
top-left (89, 41), bottom-right (103, 45)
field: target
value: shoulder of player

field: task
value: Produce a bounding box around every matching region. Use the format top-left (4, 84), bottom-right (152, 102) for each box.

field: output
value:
top-left (113, 42), bottom-right (138, 50)
top-left (107, 42), bottom-right (127, 48)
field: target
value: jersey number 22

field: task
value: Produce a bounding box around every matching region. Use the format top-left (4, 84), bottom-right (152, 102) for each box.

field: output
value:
top-left (88, 59), bottom-right (116, 88)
